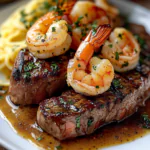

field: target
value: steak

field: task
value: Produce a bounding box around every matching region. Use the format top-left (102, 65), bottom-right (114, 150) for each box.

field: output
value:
top-left (37, 24), bottom-right (150, 140)
top-left (9, 49), bottom-right (74, 105)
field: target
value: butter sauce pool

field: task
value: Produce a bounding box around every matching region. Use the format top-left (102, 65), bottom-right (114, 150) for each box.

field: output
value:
top-left (0, 90), bottom-right (150, 150)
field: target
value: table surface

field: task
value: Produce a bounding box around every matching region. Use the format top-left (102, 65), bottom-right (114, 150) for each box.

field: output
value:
top-left (0, 0), bottom-right (149, 150)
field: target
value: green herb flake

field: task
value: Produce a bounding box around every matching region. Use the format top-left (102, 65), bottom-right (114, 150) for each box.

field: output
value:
top-left (52, 27), bottom-right (56, 32)
top-left (55, 145), bottom-right (63, 150)
top-left (44, 69), bottom-right (48, 73)
top-left (112, 79), bottom-right (123, 89)
top-left (66, 24), bottom-right (72, 32)
top-left (0, 96), bottom-right (3, 99)
top-left (78, 64), bottom-right (81, 67)
top-left (96, 85), bottom-right (99, 89)
top-left (59, 97), bottom-right (67, 105)
top-left (122, 61), bottom-right (129, 68)
top-left (76, 116), bottom-right (81, 128)
top-left (51, 63), bottom-right (59, 72)
top-left (0, 86), bottom-right (3, 90)
top-left (115, 52), bottom-right (119, 60)
top-left (36, 137), bottom-right (43, 141)
top-left (23, 72), bottom-right (31, 79)
top-left (108, 44), bottom-right (113, 48)
top-left (134, 34), bottom-right (147, 49)
top-left (93, 65), bottom-right (97, 70)
top-left (134, 49), bottom-right (138, 53)
top-left (87, 117), bottom-right (94, 127)
top-left (74, 16), bottom-right (83, 27)
top-left (24, 62), bottom-right (37, 72)
top-left (118, 33), bottom-right (123, 39)
top-left (141, 114), bottom-right (150, 129)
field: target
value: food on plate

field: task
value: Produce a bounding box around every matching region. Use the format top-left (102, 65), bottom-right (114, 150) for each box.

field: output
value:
top-left (0, 0), bottom-right (150, 149)
top-left (101, 28), bottom-right (141, 72)
top-left (95, 0), bottom-right (119, 19)
top-left (67, 25), bottom-right (114, 96)
top-left (70, 1), bottom-right (110, 49)
top-left (37, 61), bottom-right (150, 140)
top-left (26, 17), bottom-right (72, 59)
top-left (9, 49), bottom-right (74, 105)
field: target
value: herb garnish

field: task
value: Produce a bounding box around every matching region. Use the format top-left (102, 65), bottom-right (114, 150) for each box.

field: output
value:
top-left (36, 137), bottom-right (43, 141)
top-left (112, 79), bottom-right (123, 88)
top-left (24, 62), bottom-right (37, 72)
top-left (91, 22), bottom-right (98, 36)
top-left (74, 16), bottom-right (83, 27)
top-left (78, 64), bottom-right (81, 67)
top-left (55, 145), bottom-right (63, 150)
top-left (96, 85), bottom-right (99, 89)
top-left (93, 65), bottom-right (97, 70)
top-left (76, 116), bottom-right (81, 128)
top-left (134, 34), bottom-right (147, 49)
top-left (87, 117), bottom-right (94, 127)
top-left (118, 33), bottom-right (123, 39)
top-left (122, 61), bottom-right (129, 68)
top-left (141, 114), bottom-right (150, 129)
top-left (23, 72), bottom-right (31, 80)
top-left (108, 44), bottom-right (113, 48)
top-left (51, 63), bottom-right (59, 72)
top-left (115, 52), bottom-right (119, 60)
top-left (0, 96), bottom-right (3, 100)
top-left (52, 27), bottom-right (56, 32)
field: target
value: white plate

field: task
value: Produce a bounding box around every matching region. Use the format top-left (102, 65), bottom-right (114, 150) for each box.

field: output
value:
top-left (0, 1), bottom-right (150, 150)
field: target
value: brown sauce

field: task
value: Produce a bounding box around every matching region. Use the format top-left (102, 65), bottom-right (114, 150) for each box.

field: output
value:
top-left (0, 90), bottom-right (150, 150)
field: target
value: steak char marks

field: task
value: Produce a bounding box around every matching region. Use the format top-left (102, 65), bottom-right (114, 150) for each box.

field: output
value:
top-left (9, 49), bottom-right (74, 105)
top-left (37, 24), bottom-right (150, 140)
top-left (37, 63), bottom-right (150, 140)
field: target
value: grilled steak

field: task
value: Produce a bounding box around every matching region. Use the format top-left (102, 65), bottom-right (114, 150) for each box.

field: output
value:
top-left (37, 24), bottom-right (150, 140)
top-left (9, 49), bottom-right (74, 105)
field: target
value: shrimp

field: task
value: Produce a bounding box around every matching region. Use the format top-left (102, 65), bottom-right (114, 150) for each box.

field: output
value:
top-left (67, 25), bottom-right (114, 96)
top-left (26, 0), bottom-right (77, 59)
top-left (95, 0), bottom-right (119, 19)
top-left (101, 28), bottom-right (140, 72)
top-left (69, 1), bottom-right (110, 49)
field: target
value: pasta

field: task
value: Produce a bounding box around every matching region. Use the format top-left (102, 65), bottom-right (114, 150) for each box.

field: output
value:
top-left (0, 0), bottom-right (53, 86)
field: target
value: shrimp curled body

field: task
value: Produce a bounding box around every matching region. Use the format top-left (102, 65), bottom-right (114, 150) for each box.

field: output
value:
top-left (26, 12), bottom-right (72, 59)
top-left (101, 28), bottom-right (140, 72)
top-left (67, 25), bottom-right (114, 96)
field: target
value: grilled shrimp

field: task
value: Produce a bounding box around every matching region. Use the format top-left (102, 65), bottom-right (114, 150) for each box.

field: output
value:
top-left (69, 1), bottom-right (110, 49)
top-left (95, 0), bottom-right (119, 19)
top-left (26, 11), bottom-right (72, 59)
top-left (67, 25), bottom-right (114, 96)
top-left (101, 28), bottom-right (140, 72)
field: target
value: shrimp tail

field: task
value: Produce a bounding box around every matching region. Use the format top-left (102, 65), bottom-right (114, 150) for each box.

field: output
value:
top-left (85, 24), bottom-right (112, 49)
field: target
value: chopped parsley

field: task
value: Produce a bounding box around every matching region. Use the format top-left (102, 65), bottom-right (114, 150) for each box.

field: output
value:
top-left (93, 65), bottom-right (97, 70)
top-left (66, 24), bottom-right (72, 32)
top-left (87, 117), bottom-right (94, 127)
top-left (0, 86), bottom-right (3, 90)
top-left (78, 64), bottom-right (81, 67)
top-left (91, 22), bottom-right (98, 36)
top-left (122, 61), bottom-right (129, 68)
top-left (24, 62), bottom-right (37, 72)
top-left (115, 52), bottom-right (119, 60)
top-left (44, 69), bottom-right (48, 73)
top-left (74, 16), bottom-right (83, 27)
top-left (141, 114), bottom-right (150, 129)
top-left (134, 34), bottom-right (147, 49)
top-left (112, 79), bottom-right (123, 88)
top-left (23, 72), bottom-right (31, 80)
top-left (36, 137), bottom-right (43, 141)
top-left (96, 85), bottom-right (99, 89)
top-left (55, 145), bottom-right (63, 150)
top-left (76, 116), bottom-right (81, 128)
top-left (118, 33), bottom-right (123, 39)
top-left (0, 96), bottom-right (3, 100)
top-left (134, 49), bottom-right (138, 53)
top-left (108, 44), bottom-right (113, 48)
top-left (51, 63), bottom-right (59, 72)
top-left (52, 27), bottom-right (56, 32)
top-left (59, 97), bottom-right (67, 105)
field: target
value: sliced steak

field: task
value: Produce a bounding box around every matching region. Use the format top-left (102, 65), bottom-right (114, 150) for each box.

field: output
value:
top-left (37, 62), bottom-right (150, 140)
top-left (37, 24), bottom-right (150, 140)
top-left (9, 49), bottom-right (74, 105)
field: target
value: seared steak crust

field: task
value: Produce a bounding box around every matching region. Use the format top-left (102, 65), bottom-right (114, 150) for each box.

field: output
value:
top-left (9, 49), bottom-right (74, 105)
top-left (37, 23), bottom-right (150, 140)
